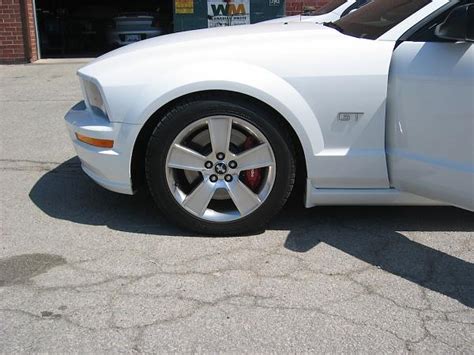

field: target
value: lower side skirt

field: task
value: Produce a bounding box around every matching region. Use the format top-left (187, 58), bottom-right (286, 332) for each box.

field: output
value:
top-left (304, 179), bottom-right (444, 208)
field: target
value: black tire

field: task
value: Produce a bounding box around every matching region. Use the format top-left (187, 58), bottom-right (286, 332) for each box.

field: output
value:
top-left (145, 95), bottom-right (295, 235)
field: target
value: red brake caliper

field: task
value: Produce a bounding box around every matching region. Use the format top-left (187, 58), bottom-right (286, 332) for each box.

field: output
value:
top-left (242, 136), bottom-right (262, 192)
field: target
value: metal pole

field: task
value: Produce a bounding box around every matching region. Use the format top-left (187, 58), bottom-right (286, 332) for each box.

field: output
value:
top-left (31, 0), bottom-right (42, 59)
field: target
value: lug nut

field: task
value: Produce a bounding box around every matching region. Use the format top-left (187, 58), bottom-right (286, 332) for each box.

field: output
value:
top-left (209, 175), bottom-right (218, 183)
top-left (216, 152), bottom-right (225, 160)
top-left (228, 160), bottom-right (237, 169)
top-left (205, 161), bottom-right (213, 169)
top-left (224, 174), bottom-right (233, 182)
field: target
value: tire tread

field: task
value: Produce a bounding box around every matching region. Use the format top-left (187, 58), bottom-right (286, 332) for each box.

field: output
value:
top-left (145, 94), bottom-right (296, 235)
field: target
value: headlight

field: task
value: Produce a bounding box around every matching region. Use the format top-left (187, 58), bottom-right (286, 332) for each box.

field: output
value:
top-left (82, 79), bottom-right (108, 118)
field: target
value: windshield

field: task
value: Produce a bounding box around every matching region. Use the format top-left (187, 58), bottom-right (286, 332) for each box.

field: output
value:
top-left (306, 0), bottom-right (347, 15)
top-left (332, 0), bottom-right (431, 39)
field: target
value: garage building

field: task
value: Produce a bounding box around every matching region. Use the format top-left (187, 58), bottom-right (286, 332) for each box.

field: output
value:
top-left (1, 0), bottom-right (328, 64)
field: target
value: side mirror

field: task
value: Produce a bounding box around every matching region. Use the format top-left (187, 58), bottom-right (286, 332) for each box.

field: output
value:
top-left (435, 4), bottom-right (474, 42)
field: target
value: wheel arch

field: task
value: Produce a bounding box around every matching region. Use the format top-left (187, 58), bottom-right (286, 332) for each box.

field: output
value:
top-left (130, 90), bottom-right (308, 193)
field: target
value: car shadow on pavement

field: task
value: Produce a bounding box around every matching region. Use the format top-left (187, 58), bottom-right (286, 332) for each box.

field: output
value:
top-left (30, 157), bottom-right (474, 307)
top-left (279, 204), bottom-right (474, 308)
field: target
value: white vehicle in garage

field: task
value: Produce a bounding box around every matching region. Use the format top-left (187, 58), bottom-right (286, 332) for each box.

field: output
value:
top-left (65, 0), bottom-right (474, 235)
top-left (261, 0), bottom-right (369, 24)
top-left (106, 13), bottom-right (163, 48)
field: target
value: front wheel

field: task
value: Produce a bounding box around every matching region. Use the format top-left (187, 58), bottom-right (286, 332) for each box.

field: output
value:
top-left (145, 97), bottom-right (295, 235)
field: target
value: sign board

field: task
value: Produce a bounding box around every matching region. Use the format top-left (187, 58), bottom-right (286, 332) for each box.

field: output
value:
top-left (207, 0), bottom-right (250, 27)
top-left (176, 0), bottom-right (194, 14)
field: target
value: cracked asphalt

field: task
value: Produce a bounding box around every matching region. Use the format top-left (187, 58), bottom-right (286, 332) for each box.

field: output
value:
top-left (1, 62), bottom-right (473, 353)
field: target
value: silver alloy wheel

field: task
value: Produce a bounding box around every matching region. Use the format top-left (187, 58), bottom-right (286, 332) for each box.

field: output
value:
top-left (165, 115), bottom-right (276, 222)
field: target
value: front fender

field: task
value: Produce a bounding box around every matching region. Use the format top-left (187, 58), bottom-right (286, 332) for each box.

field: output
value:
top-left (126, 61), bottom-right (324, 161)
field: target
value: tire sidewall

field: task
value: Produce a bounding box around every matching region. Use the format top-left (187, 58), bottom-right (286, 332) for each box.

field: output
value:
top-left (146, 98), bottom-right (294, 235)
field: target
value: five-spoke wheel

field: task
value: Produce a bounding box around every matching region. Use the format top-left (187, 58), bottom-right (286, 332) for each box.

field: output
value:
top-left (146, 96), bottom-right (295, 235)
top-left (165, 115), bottom-right (276, 221)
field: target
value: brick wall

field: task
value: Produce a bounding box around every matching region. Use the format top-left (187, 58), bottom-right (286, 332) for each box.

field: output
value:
top-left (0, 0), bottom-right (38, 64)
top-left (286, 0), bottom-right (329, 16)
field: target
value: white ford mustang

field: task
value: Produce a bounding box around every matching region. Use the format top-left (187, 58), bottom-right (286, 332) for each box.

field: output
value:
top-left (65, 0), bottom-right (474, 235)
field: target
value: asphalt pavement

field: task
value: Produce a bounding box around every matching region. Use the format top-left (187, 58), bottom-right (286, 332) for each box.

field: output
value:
top-left (0, 62), bottom-right (473, 352)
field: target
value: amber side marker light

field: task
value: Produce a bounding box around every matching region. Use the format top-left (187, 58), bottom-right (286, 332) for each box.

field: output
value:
top-left (76, 133), bottom-right (114, 148)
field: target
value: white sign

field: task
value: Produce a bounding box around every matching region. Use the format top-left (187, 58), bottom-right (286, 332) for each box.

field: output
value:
top-left (208, 0), bottom-right (250, 27)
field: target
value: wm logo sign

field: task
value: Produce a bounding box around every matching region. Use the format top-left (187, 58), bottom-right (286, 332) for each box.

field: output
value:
top-left (208, 0), bottom-right (250, 27)
top-left (211, 3), bottom-right (247, 16)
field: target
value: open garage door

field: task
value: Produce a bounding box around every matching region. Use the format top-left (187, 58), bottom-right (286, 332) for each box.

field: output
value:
top-left (34, 0), bottom-right (286, 58)
top-left (35, 0), bottom-right (173, 58)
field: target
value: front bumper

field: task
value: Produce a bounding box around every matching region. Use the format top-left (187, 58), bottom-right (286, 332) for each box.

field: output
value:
top-left (64, 101), bottom-right (141, 195)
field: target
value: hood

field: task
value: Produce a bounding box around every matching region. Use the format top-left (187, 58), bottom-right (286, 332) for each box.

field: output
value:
top-left (258, 13), bottom-right (338, 25)
top-left (258, 15), bottom-right (304, 24)
top-left (79, 22), bottom-right (341, 78)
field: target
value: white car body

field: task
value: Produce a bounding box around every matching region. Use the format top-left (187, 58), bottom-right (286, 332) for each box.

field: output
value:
top-left (261, 0), bottom-right (355, 24)
top-left (65, 0), bottom-right (474, 213)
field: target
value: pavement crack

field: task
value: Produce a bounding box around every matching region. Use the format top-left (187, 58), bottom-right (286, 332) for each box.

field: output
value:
top-left (0, 158), bottom-right (79, 173)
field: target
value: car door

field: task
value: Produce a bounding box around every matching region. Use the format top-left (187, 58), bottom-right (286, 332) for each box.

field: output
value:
top-left (386, 5), bottom-right (474, 210)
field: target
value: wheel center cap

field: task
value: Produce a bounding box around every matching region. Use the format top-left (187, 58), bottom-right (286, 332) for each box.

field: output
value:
top-left (214, 162), bottom-right (227, 175)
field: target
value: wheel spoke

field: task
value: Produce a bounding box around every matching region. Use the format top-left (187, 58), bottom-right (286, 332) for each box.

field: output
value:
top-left (234, 143), bottom-right (274, 171)
top-left (183, 180), bottom-right (216, 216)
top-left (167, 144), bottom-right (207, 171)
top-left (226, 179), bottom-right (261, 216)
top-left (165, 115), bottom-right (277, 223)
top-left (208, 117), bottom-right (233, 156)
